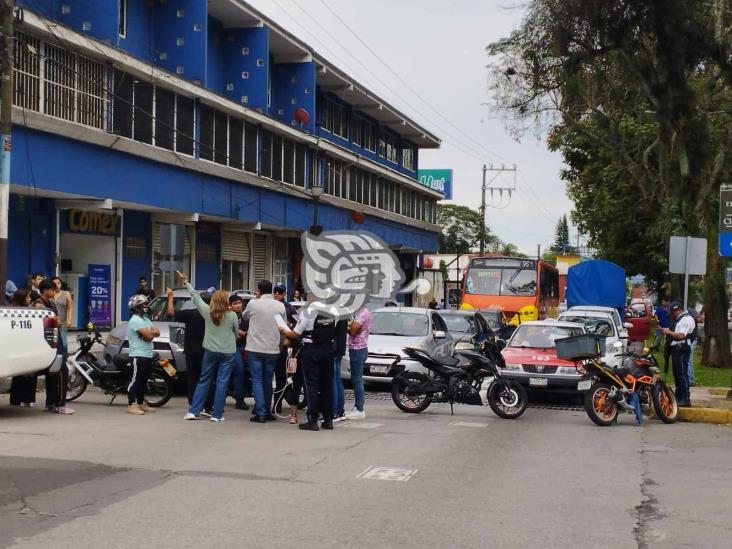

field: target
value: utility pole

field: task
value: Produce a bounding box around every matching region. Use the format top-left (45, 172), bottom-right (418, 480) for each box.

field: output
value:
top-left (479, 164), bottom-right (517, 256)
top-left (0, 0), bottom-right (13, 297)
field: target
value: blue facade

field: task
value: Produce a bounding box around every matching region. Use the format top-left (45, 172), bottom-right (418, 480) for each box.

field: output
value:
top-left (7, 195), bottom-right (56, 289)
top-left (220, 26), bottom-right (270, 111)
top-left (271, 61), bottom-right (316, 132)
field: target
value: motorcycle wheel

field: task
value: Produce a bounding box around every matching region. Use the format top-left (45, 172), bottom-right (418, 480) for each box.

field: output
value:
top-left (487, 380), bottom-right (527, 419)
top-left (652, 381), bottom-right (679, 424)
top-left (584, 382), bottom-right (619, 426)
top-left (145, 367), bottom-right (174, 408)
top-left (65, 368), bottom-right (88, 402)
top-left (391, 372), bottom-right (433, 413)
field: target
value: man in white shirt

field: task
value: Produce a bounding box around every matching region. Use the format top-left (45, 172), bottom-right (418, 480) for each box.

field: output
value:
top-left (661, 302), bottom-right (695, 407)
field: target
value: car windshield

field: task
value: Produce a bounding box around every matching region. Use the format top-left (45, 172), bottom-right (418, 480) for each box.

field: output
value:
top-left (370, 312), bottom-right (429, 337)
top-left (440, 314), bottom-right (477, 334)
top-left (148, 296), bottom-right (190, 321)
top-left (509, 324), bottom-right (585, 349)
top-left (560, 316), bottom-right (613, 337)
top-left (465, 261), bottom-right (537, 297)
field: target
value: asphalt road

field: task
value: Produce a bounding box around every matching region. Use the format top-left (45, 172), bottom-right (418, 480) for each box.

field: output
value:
top-left (1, 390), bottom-right (731, 549)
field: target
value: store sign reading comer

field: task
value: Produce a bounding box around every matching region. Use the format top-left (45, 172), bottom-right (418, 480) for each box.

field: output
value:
top-left (67, 210), bottom-right (120, 236)
top-left (417, 169), bottom-right (453, 199)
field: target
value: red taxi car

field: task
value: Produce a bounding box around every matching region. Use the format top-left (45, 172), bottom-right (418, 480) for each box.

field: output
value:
top-left (501, 320), bottom-right (586, 392)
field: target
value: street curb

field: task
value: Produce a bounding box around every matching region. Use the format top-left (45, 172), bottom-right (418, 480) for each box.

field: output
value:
top-left (708, 388), bottom-right (729, 397)
top-left (678, 407), bottom-right (731, 425)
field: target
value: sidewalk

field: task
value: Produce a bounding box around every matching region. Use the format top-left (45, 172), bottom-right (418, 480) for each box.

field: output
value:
top-left (680, 386), bottom-right (732, 425)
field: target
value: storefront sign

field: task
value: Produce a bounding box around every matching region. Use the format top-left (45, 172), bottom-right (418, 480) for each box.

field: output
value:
top-left (67, 210), bottom-right (120, 236)
top-left (719, 184), bottom-right (732, 256)
top-left (417, 169), bottom-right (453, 199)
top-left (88, 264), bottom-right (112, 328)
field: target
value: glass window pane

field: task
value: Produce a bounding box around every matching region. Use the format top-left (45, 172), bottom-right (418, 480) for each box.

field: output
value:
top-left (199, 104), bottom-right (214, 161)
top-left (155, 87), bottom-right (175, 151)
top-left (176, 95), bottom-right (194, 155)
top-left (133, 80), bottom-right (153, 144)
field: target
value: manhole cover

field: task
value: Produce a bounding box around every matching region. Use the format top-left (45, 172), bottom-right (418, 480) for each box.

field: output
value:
top-left (357, 466), bottom-right (418, 482)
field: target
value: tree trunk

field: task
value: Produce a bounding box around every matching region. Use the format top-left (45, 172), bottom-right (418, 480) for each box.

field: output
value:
top-left (702, 228), bottom-right (732, 368)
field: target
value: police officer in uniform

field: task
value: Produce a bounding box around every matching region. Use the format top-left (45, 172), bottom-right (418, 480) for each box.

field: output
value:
top-left (662, 301), bottom-right (695, 407)
top-left (279, 303), bottom-right (336, 431)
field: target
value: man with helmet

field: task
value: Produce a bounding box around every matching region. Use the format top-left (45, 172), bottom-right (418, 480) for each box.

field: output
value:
top-left (126, 294), bottom-right (160, 415)
top-left (661, 301), bottom-right (695, 407)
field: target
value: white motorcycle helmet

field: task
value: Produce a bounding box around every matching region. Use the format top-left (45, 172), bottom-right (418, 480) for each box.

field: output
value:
top-left (128, 294), bottom-right (150, 313)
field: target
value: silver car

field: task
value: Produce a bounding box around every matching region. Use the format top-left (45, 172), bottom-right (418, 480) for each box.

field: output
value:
top-left (340, 306), bottom-right (453, 385)
top-left (103, 289), bottom-right (256, 372)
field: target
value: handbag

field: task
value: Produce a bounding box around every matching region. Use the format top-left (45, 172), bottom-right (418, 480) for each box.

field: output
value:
top-left (286, 347), bottom-right (299, 374)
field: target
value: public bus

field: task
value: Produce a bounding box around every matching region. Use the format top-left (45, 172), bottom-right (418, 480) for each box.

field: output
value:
top-left (459, 257), bottom-right (560, 324)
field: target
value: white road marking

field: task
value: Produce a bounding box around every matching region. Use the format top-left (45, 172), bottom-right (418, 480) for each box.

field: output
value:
top-left (449, 421), bottom-right (489, 428)
top-left (357, 466), bottom-right (418, 482)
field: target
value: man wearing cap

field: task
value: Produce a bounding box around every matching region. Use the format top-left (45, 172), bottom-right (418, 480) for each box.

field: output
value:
top-left (661, 302), bottom-right (695, 407)
top-left (4, 280), bottom-right (17, 305)
top-left (272, 284), bottom-right (296, 414)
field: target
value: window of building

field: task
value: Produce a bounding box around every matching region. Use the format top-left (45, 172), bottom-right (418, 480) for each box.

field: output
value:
top-left (326, 157), bottom-right (344, 197)
top-left (272, 134), bottom-right (283, 181)
top-left (261, 130), bottom-right (272, 178)
top-left (222, 260), bottom-right (249, 292)
top-left (381, 132), bottom-right (398, 164)
top-left (214, 110), bottom-right (228, 165)
top-left (320, 97), bottom-right (348, 138)
top-left (283, 139), bottom-right (295, 184)
top-left (199, 104), bottom-right (214, 161)
top-left (352, 116), bottom-right (363, 146)
top-left (176, 95), bottom-right (194, 155)
top-left (369, 174), bottom-right (377, 206)
top-left (133, 80), bottom-right (153, 144)
top-left (119, 0), bottom-right (127, 38)
top-left (77, 55), bottom-right (107, 130)
top-left (378, 134), bottom-right (386, 158)
top-left (244, 122), bottom-right (257, 172)
top-left (154, 87), bottom-right (175, 151)
top-left (13, 33), bottom-right (41, 112)
top-left (112, 69), bottom-right (133, 138)
top-left (44, 43), bottom-right (77, 123)
top-left (229, 117), bottom-right (243, 170)
top-left (124, 236), bottom-right (147, 258)
top-left (363, 121), bottom-right (375, 152)
top-left (402, 144), bottom-right (415, 170)
top-left (294, 143), bottom-right (307, 187)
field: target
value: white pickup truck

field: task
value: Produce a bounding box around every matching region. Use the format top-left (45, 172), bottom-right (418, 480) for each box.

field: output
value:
top-left (0, 307), bottom-right (62, 379)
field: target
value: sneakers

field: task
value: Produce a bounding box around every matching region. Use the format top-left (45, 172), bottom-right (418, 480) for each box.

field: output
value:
top-left (346, 408), bottom-right (366, 420)
top-left (199, 411), bottom-right (213, 418)
top-left (250, 415), bottom-right (266, 423)
top-left (21, 402), bottom-right (34, 408)
top-left (299, 421), bottom-right (319, 431)
top-left (57, 406), bottom-right (75, 415)
top-left (210, 417), bottom-right (225, 423)
top-left (333, 414), bottom-right (347, 423)
top-left (45, 405), bottom-right (58, 413)
top-left (321, 419), bottom-right (334, 430)
top-left (183, 412), bottom-right (197, 420)
top-left (127, 403), bottom-right (145, 416)
top-left (289, 412), bottom-right (298, 425)
top-left (265, 413), bottom-right (277, 422)
top-left (235, 401), bottom-right (250, 410)
top-left (140, 402), bottom-right (156, 413)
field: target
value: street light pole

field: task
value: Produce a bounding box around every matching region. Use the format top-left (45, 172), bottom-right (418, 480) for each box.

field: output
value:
top-left (309, 182), bottom-right (323, 235)
top-left (0, 0), bottom-right (14, 299)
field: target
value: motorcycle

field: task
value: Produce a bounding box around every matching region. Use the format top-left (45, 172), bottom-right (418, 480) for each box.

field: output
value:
top-left (390, 337), bottom-right (528, 419)
top-left (65, 331), bottom-right (177, 408)
top-left (569, 339), bottom-right (679, 426)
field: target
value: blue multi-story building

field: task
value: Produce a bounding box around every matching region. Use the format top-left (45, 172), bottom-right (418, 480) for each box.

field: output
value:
top-left (8, 0), bottom-right (442, 324)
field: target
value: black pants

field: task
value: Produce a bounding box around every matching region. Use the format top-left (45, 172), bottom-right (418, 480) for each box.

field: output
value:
top-left (301, 345), bottom-right (334, 423)
top-left (273, 348), bottom-right (288, 410)
top-left (10, 375), bottom-right (37, 405)
top-left (671, 347), bottom-right (691, 405)
top-left (663, 335), bottom-right (672, 371)
top-left (185, 348), bottom-right (204, 404)
top-left (45, 357), bottom-right (68, 408)
top-left (128, 357), bottom-right (153, 405)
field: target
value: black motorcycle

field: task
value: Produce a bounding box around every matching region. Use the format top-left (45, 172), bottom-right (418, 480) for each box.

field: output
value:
top-left (65, 332), bottom-right (177, 407)
top-left (391, 338), bottom-right (528, 419)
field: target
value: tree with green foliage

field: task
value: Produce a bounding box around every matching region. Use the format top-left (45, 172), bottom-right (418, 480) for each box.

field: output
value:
top-left (553, 215), bottom-right (573, 253)
top-left (486, 0), bottom-right (732, 369)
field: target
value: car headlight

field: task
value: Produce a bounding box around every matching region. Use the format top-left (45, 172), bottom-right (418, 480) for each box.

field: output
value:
top-left (105, 334), bottom-right (123, 347)
top-left (454, 341), bottom-right (475, 350)
top-left (559, 366), bottom-right (578, 375)
top-left (505, 363), bottom-right (523, 371)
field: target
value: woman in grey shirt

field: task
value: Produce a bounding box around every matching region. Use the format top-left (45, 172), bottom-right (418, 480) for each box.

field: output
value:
top-left (52, 277), bottom-right (73, 349)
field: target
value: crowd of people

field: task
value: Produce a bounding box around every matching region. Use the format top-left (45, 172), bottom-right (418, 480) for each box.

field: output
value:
top-left (4, 274), bottom-right (75, 414)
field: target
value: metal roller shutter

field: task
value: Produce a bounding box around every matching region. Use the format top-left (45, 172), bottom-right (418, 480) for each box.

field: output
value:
top-left (221, 231), bottom-right (250, 262)
top-left (252, 234), bottom-right (271, 282)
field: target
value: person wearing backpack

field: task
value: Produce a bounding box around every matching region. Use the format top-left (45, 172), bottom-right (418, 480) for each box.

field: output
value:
top-left (661, 302), bottom-right (695, 407)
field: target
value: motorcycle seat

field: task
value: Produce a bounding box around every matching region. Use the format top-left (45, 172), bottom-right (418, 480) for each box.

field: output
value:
top-left (112, 352), bottom-right (160, 368)
top-left (455, 350), bottom-right (493, 366)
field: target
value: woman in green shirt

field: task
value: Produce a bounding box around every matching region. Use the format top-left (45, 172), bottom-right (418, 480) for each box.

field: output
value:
top-left (178, 272), bottom-right (240, 422)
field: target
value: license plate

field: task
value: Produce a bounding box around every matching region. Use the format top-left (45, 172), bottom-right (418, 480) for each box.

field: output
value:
top-left (529, 377), bottom-right (548, 387)
top-left (577, 379), bottom-right (592, 391)
top-left (370, 365), bottom-right (389, 375)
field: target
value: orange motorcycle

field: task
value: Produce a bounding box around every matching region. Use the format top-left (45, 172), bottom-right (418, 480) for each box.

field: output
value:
top-left (556, 335), bottom-right (678, 426)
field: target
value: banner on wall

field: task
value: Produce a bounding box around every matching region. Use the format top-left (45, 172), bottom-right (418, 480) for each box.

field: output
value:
top-left (88, 264), bottom-right (112, 328)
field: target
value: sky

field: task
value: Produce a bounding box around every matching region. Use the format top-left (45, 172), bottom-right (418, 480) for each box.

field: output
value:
top-left (246, 0), bottom-right (576, 255)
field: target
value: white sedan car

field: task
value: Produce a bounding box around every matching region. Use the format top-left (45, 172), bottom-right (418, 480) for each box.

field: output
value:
top-left (558, 309), bottom-right (628, 367)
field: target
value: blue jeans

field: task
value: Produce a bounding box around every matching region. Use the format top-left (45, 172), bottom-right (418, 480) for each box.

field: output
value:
top-left (686, 340), bottom-right (696, 384)
top-left (349, 347), bottom-right (368, 412)
top-left (231, 348), bottom-right (246, 405)
top-left (332, 357), bottom-right (345, 417)
top-left (249, 352), bottom-right (278, 417)
top-left (189, 350), bottom-right (235, 419)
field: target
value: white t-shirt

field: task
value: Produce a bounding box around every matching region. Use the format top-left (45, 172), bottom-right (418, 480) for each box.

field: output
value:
top-left (671, 314), bottom-right (695, 346)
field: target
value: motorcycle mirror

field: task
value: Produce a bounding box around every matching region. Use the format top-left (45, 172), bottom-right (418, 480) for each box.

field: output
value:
top-left (613, 341), bottom-right (623, 349)
top-left (495, 339), bottom-right (507, 351)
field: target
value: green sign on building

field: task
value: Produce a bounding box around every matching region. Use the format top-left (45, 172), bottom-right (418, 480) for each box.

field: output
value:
top-left (417, 169), bottom-right (452, 199)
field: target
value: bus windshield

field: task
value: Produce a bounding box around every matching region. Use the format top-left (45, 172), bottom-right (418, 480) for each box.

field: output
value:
top-left (465, 259), bottom-right (537, 297)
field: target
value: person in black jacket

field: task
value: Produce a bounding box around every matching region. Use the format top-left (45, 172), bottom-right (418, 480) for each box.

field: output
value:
top-left (167, 288), bottom-right (208, 406)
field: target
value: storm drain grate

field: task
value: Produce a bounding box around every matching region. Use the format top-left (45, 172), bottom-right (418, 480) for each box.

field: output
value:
top-left (358, 466), bottom-right (418, 482)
